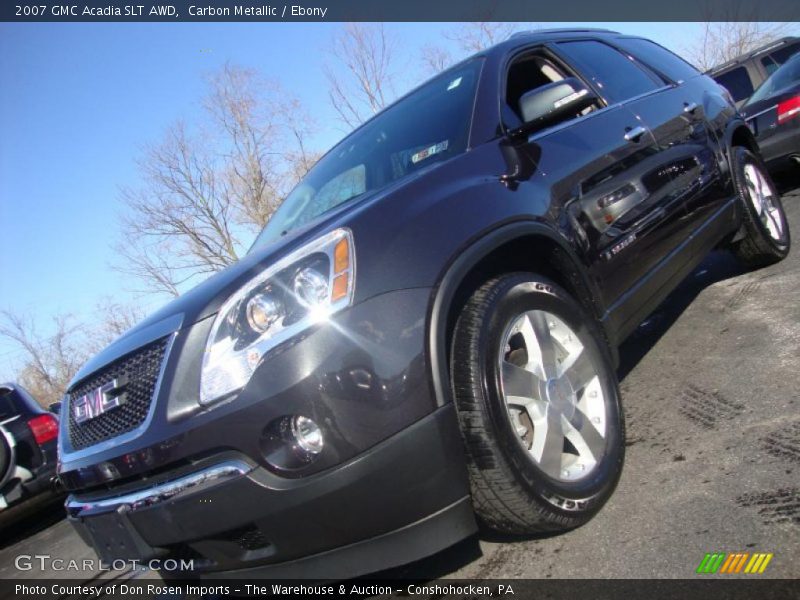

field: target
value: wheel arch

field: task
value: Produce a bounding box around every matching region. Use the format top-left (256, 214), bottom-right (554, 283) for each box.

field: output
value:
top-left (726, 120), bottom-right (760, 156)
top-left (427, 221), bottom-right (614, 409)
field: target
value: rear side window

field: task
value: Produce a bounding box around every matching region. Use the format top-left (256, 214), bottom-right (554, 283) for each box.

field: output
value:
top-left (766, 42), bottom-right (800, 68)
top-left (616, 38), bottom-right (700, 83)
top-left (714, 67), bottom-right (754, 102)
top-left (762, 56), bottom-right (780, 76)
top-left (748, 54), bottom-right (800, 104)
top-left (555, 40), bottom-right (661, 104)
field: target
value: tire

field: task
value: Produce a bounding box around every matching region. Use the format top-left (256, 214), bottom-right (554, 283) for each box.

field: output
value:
top-left (0, 426), bottom-right (14, 489)
top-left (730, 147), bottom-right (791, 268)
top-left (450, 273), bottom-right (624, 534)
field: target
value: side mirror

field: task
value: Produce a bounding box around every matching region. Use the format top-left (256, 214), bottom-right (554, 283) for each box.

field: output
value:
top-left (513, 77), bottom-right (598, 136)
top-left (48, 401), bottom-right (62, 416)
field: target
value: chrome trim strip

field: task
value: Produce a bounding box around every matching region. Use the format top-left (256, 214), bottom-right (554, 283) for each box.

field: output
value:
top-left (744, 104), bottom-right (778, 122)
top-left (60, 332), bottom-right (178, 461)
top-left (66, 460), bottom-right (252, 516)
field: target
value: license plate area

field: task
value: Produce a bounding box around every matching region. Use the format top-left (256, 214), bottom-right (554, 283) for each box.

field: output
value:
top-left (79, 509), bottom-right (163, 564)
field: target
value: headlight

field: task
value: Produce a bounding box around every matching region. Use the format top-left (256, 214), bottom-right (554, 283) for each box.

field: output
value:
top-left (200, 228), bottom-right (355, 406)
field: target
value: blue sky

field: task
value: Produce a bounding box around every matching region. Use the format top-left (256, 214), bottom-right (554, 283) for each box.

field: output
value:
top-left (0, 21), bottom-right (791, 379)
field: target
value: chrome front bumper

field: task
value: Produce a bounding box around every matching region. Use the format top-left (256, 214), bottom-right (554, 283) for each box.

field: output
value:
top-left (65, 460), bottom-right (252, 517)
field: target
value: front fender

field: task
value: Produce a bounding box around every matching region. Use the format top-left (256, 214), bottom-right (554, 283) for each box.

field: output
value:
top-left (426, 220), bottom-right (607, 409)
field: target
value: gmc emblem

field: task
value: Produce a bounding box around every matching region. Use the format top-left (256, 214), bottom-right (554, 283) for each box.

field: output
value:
top-left (72, 378), bottom-right (127, 424)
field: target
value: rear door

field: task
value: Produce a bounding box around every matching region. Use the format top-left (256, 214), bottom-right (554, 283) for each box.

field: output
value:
top-left (612, 38), bottom-right (730, 250)
top-left (548, 39), bottom-right (698, 334)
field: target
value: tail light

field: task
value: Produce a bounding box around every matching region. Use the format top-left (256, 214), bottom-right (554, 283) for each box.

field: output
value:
top-left (777, 96), bottom-right (800, 124)
top-left (27, 414), bottom-right (59, 445)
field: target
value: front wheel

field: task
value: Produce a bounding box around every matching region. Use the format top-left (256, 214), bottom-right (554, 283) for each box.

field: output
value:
top-left (450, 273), bottom-right (624, 534)
top-left (731, 147), bottom-right (791, 268)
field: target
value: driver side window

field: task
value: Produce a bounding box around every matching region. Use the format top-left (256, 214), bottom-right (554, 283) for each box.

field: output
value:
top-left (506, 51), bottom-right (599, 127)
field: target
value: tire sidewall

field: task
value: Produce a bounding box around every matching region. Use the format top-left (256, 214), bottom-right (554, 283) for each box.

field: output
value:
top-left (476, 275), bottom-right (624, 516)
top-left (733, 147), bottom-right (790, 253)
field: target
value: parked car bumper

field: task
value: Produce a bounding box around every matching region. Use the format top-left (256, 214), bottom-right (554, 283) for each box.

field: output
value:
top-left (758, 118), bottom-right (800, 170)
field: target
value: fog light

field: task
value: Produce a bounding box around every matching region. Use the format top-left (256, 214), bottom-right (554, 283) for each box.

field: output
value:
top-left (291, 415), bottom-right (323, 455)
top-left (260, 415), bottom-right (325, 471)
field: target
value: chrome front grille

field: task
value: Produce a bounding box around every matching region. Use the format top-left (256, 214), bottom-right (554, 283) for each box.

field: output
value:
top-left (67, 337), bottom-right (169, 450)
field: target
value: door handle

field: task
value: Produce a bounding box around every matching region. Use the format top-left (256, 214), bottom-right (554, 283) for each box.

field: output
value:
top-left (624, 126), bottom-right (647, 143)
top-left (683, 101), bottom-right (699, 114)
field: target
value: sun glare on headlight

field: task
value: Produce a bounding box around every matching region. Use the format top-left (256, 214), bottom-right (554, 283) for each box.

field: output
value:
top-left (199, 229), bottom-right (355, 406)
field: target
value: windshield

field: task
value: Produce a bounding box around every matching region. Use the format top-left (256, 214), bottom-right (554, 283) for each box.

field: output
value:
top-left (746, 52), bottom-right (800, 105)
top-left (251, 59), bottom-right (483, 248)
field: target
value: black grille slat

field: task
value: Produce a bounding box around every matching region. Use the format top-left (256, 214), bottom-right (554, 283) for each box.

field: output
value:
top-left (67, 337), bottom-right (169, 450)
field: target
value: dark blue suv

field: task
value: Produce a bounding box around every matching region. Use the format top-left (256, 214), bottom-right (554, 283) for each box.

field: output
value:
top-left (59, 29), bottom-right (790, 579)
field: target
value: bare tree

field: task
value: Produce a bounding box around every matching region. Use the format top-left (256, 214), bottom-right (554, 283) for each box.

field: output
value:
top-left (0, 301), bottom-right (147, 407)
top-left (686, 21), bottom-right (794, 71)
top-left (446, 22), bottom-right (520, 54)
top-left (420, 22), bottom-right (526, 76)
top-left (420, 44), bottom-right (454, 76)
top-left (325, 23), bottom-right (398, 128)
top-left (0, 312), bottom-right (86, 407)
top-left (117, 63), bottom-right (319, 297)
top-left (86, 300), bottom-right (147, 354)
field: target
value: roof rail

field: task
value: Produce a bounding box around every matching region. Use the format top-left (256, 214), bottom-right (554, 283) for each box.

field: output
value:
top-left (707, 36), bottom-right (799, 74)
top-left (509, 28), bottom-right (619, 39)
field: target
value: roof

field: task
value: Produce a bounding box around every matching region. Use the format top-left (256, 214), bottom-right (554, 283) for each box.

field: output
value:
top-left (467, 27), bottom-right (625, 61)
top-left (509, 28), bottom-right (619, 38)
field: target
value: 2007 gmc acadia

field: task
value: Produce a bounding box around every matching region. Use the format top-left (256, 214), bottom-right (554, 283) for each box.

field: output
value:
top-left (59, 29), bottom-right (790, 579)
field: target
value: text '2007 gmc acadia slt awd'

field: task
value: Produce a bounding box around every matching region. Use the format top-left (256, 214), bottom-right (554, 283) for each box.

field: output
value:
top-left (59, 29), bottom-right (790, 579)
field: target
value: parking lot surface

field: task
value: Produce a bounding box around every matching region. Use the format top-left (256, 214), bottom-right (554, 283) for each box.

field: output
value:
top-left (1, 185), bottom-right (798, 582)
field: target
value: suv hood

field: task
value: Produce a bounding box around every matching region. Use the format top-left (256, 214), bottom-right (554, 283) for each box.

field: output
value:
top-left (67, 162), bottom-right (442, 390)
top-left (69, 215), bottom-right (338, 389)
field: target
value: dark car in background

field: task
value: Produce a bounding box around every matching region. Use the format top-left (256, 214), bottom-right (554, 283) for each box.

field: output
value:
top-left (58, 29), bottom-right (790, 580)
top-left (742, 51), bottom-right (800, 174)
top-left (709, 37), bottom-right (800, 106)
top-left (0, 383), bottom-right (62, 522)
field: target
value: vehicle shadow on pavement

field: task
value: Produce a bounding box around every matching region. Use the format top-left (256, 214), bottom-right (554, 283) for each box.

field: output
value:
top-left (617, 249), bottom-right (747, 382)
top-left (772, 170), bottom-right (800, 195)
top-left (357, 535), bottom-right (484, 580)
top-left (619, 176), bottom-right (797, 381)
top-left (0, 498), bottom-right (65, 550)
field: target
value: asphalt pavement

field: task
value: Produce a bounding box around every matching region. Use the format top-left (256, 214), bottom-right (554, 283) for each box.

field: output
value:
top-left (1, 183), bottom-right (798, 582)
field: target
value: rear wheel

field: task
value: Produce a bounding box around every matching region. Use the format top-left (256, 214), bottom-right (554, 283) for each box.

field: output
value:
top-left (731, 147), bottom-right (790, 267)
top-left (450, 273), bottom-right (624, 534)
